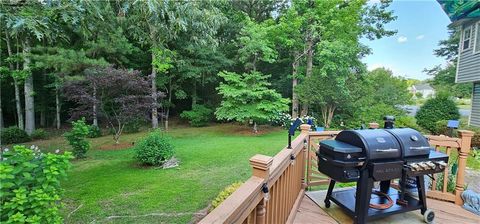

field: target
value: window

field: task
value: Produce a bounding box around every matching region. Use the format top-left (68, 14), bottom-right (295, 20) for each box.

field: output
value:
top-left (463, 26), bottom-right (472, 51)
top-left (475, 22), bottom-right (480, 54)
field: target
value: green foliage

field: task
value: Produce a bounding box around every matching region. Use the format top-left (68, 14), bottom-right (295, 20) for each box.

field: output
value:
top-left (124, 119), bottom-right (145, 134)
top-left (237, 17), bottom-right (277, 71)
top-left (0, 145), bottom-right (73, 224)
top-left (1, 127), bottom-right (31, 144)
top-left (64, 119), bottom-right (90, 159)
top-left (180, 104), bottom-right (213, 127)
top-left (415, 95), bottom-right (460, 133)
top-left (215, 71), bottom-right (289, 125)
top-left (395, 116), bottom-right (421, 130)
top-left (31, 129), bottom-right (48, 140)
top-left (87, 125), bottom-right (102, 138)
top-left (134, 131), bottom-right (175, 166)
top-left (210, 182), bottom-right (243, 211)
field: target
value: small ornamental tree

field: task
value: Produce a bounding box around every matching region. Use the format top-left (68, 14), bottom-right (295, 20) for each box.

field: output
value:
top-left (215, 71), bottom-right (289, 133)
top-left (64, 67), bottom-right (159, 144)
top-left (415, 94), bottom-right (460, 133)
top-left (0, 145), bottom-right (73, 223)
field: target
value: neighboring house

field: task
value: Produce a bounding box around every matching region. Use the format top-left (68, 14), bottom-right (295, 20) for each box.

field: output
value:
top-left (410, 84), bottom-right (435, 98)
top-left (439, 1), bottom-right (480, 126)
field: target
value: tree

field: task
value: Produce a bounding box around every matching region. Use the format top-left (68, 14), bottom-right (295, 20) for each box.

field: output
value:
top-left (124, 0), bottom-right (224, 130)
top-left (64, 67), bottom-right (157, 144)
top-left (237, 18), bottom-right (277, 72)
top-left (425, 28), bottom-right (472, 99)
top-left (364, 68), bottom-right (412, 106)
top-left (215, 71), bottom-right (289, 133)
top-left (2, 0), bottom-right (83, 134)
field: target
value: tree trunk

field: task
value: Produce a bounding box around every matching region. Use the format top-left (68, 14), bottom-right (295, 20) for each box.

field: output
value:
top-left (5, 32), bottom-right (24, 130)
top-left (301, 38), bottom-right (314, 117)
top-left (151, 52), bottom-right (159, 129)
top-left (191, 81), bottom-right (197, 107)
top-left (40, 72), bottom-right (46, 127)
top-left (13, 80), bottom-right (24, 130)
top-left (321, 105), bottom-right (336, 129)
top-left (165, 77), bottom-right (172, 131)
top-left (55, 85), bottom-right (61, 129)
top-left (291, 51), bottom-right (300, 118)
top-left (92, 84), bottom-right (98, 126)
top-left (0, 86), bottom-right (3, 129)
top-left (23, 40), bottom-right (35, 135)
top-left (253, 121), bottom-right (258, 134)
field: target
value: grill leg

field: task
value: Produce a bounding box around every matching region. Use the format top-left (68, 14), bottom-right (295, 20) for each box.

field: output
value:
top-left (354, 170), bottom-right (373, 224)
top-left (379, 180), bottom-right (390, 193)
top-left (416, 175), bottom-right (427, 214)
top-left (325, 179), bottom-right (336, 208)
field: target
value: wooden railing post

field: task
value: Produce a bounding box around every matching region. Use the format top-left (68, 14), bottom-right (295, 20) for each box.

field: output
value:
top-left (300, 124), bottom-right (310, 189)
top-left (250, 154), bottom-right (273, 179)
top-left (369, 123), bottom-right (379, 129)
top-left (455, 130), bottom-right (474, 205)
top-left (300, 124), bottom-right (311, 134)
top-left (249, 155), bottom-right (272, 224)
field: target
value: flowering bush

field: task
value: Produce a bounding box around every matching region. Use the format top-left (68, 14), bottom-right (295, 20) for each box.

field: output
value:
top-left (0, 145), bottom-right (73, 224)
top-left (270, 112), bottom-right (292, 128)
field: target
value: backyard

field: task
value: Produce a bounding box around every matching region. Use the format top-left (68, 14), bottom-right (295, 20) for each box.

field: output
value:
top-left (24, 124), bottom-right (287, 223)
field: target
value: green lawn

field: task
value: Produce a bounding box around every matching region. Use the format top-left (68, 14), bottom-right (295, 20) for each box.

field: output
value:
top-left (27, 124), bottom-right (287, 223)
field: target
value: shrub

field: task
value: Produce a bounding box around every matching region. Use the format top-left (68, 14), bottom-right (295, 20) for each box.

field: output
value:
top-left (210, 182), bottom-right (243, 211)
top-left (31, 128), bottom-right (48, 140)
top-left (64, 118), bottom-right (90, 159)
top-left (87, 125), bottom-right (102, 138)
top-left (134, 130), bottom-right (175, 166)
top-left (434, 120), bottom-right (450, 135)
top-left (0, 145), bottom-right (73, 223)
top-left (180, 104), bottom-right (213, 127)
top-left (1, 126), bottom-right (31, 144)
top-left (415, 95), bottom-right (460, 133)
top-left (395, 116), bottom-right (421, 130)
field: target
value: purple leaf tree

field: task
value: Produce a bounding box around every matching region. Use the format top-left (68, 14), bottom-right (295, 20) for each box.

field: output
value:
top-left (64, 67), bottom-right (163, 144)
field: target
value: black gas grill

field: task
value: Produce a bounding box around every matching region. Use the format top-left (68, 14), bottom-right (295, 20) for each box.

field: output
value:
top-left (317, 118), bottom-right (448, 224)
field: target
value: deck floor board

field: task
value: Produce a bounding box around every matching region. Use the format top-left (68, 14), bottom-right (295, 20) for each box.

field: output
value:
top-left (293, 190), bottom-right (480, 224)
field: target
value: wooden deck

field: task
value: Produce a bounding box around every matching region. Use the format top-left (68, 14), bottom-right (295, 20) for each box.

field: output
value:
top-left (293, 190), bottom-right (480, 224)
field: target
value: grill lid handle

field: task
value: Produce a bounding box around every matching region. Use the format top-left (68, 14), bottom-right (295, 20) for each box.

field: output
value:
top-left (375, 148), bottom-right (399, 152)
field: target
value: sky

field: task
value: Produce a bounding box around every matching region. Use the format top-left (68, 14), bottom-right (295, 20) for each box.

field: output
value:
top-left (362, 0), bottom-right (452, 80)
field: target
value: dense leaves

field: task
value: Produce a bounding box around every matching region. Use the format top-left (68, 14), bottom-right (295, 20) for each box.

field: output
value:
top-left (0, 145), bottom-right (73, 224)
top-left (415, 95), bottom-right (460, 133)
top-left (134, 131), bottom-right (175, 166)
top-left (180, 104), bottom-right (213, 127)
top-left (0, 126), bottom-right (31, 144)
top-left (64, 118), bottom-right (90, 159)
top-left (215, 71), bottom-right (289, 131)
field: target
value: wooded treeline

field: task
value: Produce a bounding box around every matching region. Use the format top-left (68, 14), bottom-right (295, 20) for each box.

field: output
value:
top-left (0, 0), bottom-right (415, 134)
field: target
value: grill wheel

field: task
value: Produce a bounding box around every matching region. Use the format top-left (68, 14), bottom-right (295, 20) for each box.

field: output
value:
top-left (423, 209), bottom-right (435, 224)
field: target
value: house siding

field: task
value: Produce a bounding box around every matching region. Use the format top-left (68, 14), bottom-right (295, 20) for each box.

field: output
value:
top-left (471, 83), bottom-right (480, 127)
top-left (456, 19), bottom-right (480, 84)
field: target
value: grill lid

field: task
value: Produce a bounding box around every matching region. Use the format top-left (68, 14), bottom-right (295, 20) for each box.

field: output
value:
top-left (385, 128), bottom-right (431, 157)
top-left (335, 129), bottom-right (401, 160)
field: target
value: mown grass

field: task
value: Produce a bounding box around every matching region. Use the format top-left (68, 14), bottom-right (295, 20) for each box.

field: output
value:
top-left (25, 124), bottom-right (288, 223)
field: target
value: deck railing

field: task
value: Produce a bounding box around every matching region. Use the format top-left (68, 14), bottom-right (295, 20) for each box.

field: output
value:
top-left (426, 130), bottom-right (474, 205)
top-left (200, 125), bottom-right (474, 223)
top-left (199, 124), bottom-right (311, 224)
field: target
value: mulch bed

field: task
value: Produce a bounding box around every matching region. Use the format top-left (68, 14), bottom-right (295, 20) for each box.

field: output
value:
top-left (98, 142), bottom-right (134, 150)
